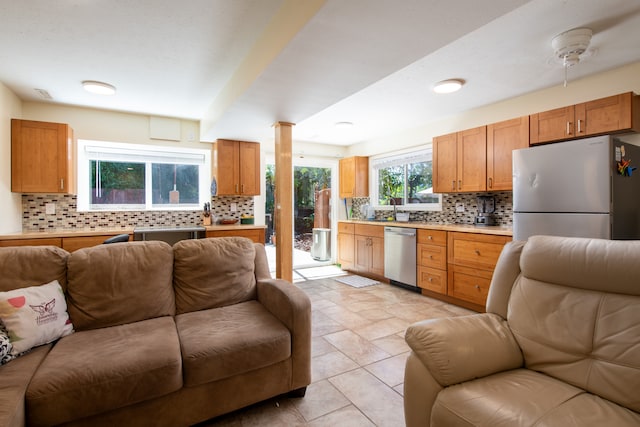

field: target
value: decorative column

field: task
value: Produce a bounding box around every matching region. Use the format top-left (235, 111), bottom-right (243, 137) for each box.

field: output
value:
top-left (274, 122), bottom-right (294, 282)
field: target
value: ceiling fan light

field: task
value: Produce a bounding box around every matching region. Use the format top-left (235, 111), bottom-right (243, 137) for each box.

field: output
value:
top-left (552, 28), bottom-right (592, 66)
top-left (433, 79), bottom-right (464, 94)
top-left (82, 80), bottom-right (116, 95)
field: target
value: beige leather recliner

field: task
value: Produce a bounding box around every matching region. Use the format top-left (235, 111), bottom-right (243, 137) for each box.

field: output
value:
top-left (403, 235), bottom-right (640, 426)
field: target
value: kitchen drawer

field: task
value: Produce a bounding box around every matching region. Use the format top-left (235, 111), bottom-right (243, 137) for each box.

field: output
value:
top-left (0, 238), bottom-right (62, 247)
top-left (417, 229), bottom-right (447, 246)
top-left (448, 232), bottom-right (510, 270)
top-left (338, 222), bottom-right (355, 234)
top-left (418, 266), bottom-right (447, 294)
top-left (354, 223), bottom-right (384, 238)
top-left (417, 244), bottom-right (446, 270)
top-left (206, 229), bottom-right (265, 243)
top-left (448, 265), bottom-right (493, 306)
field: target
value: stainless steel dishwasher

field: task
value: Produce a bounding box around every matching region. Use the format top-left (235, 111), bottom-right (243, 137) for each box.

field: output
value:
top-left (384, 226), bottom-right (417, 289)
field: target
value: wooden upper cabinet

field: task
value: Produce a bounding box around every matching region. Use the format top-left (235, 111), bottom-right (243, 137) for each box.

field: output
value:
top-left (576, 92), bottom-right (639, 136)
top-left (530, 92), bottom-right (640, 145)
top-left (433, 132), bottom-right (457, 193)
top-left (212, 139), bottom-right (260, 196)
top-left (457, 126), bottom-right (487, 192)
top-left (339, 156), bottom-right (368, 198)
top-left (11, 119), bottom-right (76, 194)
top-left (433, 126), bottom-right (486, 193)
top-left (529, 105), bottom-right (575, 144)
top-left (487, 116), bottom-right (529, 191)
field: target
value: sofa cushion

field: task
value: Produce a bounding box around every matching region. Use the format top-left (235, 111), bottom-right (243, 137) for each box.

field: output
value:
top-left (66, 241), bottom-right (175, 330)
top-left (510, 236), bottom-right (640, 412)
top-left (0, 345), bottom-right (51, 427)
top-left (173, 237), bottom-right (257, 314)
top-left (176, 300), bottom-right (291, 387)
top-left (431, 368), bottom-right (640, 426)
top-left (0, 280), bottom-right (73, 355)
top-left (0, 246), bottom-right (69, 292)
top-left (26, 316), bottom-right (182, 427)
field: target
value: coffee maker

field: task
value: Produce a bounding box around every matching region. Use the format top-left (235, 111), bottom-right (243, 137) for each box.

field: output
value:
top-left (474, 195), bottom-right (496, 226)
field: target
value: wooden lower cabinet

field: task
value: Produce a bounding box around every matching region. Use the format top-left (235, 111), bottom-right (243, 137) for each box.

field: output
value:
top-left (0, 238), bottom-right (62, 247)
top-left (417, 229), bottom-right (447, 294)
top-left (352, 224), bottom-right (384, 278)
top-left (205, 228), bottom-right (265, 244)
top-left (447, 232), bottom-right (511, 309)
top-left (337, 222), bottom-right (355, 269)
top-left (448, 265), bottom-right (493, 306)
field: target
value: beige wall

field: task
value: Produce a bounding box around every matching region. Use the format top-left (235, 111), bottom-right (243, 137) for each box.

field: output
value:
top-left (22, 103), bottom-right (205, 149)
top-left (0, 83), bottom-right (23, 233)
top-left (349, 61), bottom-right (640, 157)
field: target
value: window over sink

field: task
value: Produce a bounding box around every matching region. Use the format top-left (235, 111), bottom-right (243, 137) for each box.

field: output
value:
top-left (77, 140), bottom-right (211, 212)
top-left (371, 148), bottom-right (442, 211)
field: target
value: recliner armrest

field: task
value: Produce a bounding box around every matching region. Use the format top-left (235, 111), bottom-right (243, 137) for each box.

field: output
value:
top-left (405, 313), bottom-right (523, 386)
top-left (257, 278), bottom-right (311, 390)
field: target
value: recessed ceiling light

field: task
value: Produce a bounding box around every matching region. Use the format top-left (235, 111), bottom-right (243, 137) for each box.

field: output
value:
top-left (433, 79), bottom-right (464, 94)
top-left (334, 121), bottom-right (354, 128)
top-left (82, 80), bottom-right (116, 95)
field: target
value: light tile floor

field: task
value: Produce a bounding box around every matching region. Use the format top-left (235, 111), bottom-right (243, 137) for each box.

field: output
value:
top-left (201, 271), bottom-right (475, 426)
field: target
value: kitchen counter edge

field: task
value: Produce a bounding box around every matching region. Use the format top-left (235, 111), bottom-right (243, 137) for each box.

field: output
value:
top-left (340, 220), bottom-right (512, 237)
top-left (0, 224), bottom-right (267, 240)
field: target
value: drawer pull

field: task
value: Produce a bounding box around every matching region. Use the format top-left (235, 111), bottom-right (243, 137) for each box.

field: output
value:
top-left (474, 249), bottom-right (480, 255)
top-left (429, 255), bottom-right (433, 259)
top-left (428, 235), bottom-right (433, 240)
top-left (474, 285), bottom-right (480, 290)
top-left (428, 277), bottom-right (433, 282)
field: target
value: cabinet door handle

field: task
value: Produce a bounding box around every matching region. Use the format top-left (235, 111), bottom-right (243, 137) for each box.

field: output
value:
top-left (451, 180), bottom-right (455, 191)
top-left (60, 179), bottom-right (64, 190)
top-left (566, 121), bottom-right (571, 135)
top-left (577, 119), bottom-right (582, 134)
top-left (488, 177), bottom-right (492, 189)
top-left (458, 180), bottom-right (462, 190)
top-left (235, 184), bottom-right (239, 193)
top-left (241, 184), bottom-right (244, 193)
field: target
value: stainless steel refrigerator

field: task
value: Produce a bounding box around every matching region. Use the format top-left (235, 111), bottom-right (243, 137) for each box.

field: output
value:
top-left (513, 135), bottom-right (640, 241)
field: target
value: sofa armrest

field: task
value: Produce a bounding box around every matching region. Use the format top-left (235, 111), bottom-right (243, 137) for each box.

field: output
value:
top-left (405, 313), bottom-right (523, 386)
top-left (257, 278), bottom-right (311, 390)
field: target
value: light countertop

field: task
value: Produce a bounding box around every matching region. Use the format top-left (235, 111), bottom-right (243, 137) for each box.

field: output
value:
top-left (0, 224), bottom-right (266, 240)
top-left (340, 220), bottom-right (512, 236)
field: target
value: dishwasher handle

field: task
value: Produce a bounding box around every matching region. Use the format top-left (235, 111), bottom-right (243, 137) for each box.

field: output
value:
top-left (384, 227), bottom-right (416, 237)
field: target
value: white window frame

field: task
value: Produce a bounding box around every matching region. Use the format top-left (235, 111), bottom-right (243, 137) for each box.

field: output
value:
top-left (370, 146), bottom-right (442, 211)
top-left (77, 139), bottom-right (211, 212)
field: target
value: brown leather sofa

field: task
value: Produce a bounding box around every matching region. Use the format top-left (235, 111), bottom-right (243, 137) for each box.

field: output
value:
top-left (0, 237), bottom-right (311, 427)
top-left (403, 235), bottom-right (640, 426)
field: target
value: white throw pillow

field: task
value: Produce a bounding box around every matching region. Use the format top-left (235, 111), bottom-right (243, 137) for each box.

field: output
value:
top-left (0, 323), bottom-right (14, 365)
top-left (0, 280), bottom-right (74, 355)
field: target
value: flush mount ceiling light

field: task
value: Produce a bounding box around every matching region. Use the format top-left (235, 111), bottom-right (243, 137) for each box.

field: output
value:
top-left (82, 80), bottom-right (116, 95)
top-left (432, 79), bottom-right (464, 94)
top-left (334, 121), bottom-right (354, 129)
top-left (551, 27), bottom-right (593, 86)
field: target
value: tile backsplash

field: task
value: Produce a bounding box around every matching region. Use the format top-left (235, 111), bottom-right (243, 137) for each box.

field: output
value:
top-left (21, 195), bottom-right (254, 231)
top-left (351, 192), bottom-right (513, 225)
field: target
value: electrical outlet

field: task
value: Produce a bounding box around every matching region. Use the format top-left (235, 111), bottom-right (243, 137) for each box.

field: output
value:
top-left (455, 203), bottom-right (465, 213)
top-left (45, 203), bottom-right (56, 215)
top-left (230, 202), bottom-right (237, 212)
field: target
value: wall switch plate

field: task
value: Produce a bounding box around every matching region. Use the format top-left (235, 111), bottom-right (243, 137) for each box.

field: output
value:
top-left (230, 202), bottom-right (237, 212)
top-left (455, 203), bottom-right (465, 213)
top-left (45, 203), bottom-right (56, 215)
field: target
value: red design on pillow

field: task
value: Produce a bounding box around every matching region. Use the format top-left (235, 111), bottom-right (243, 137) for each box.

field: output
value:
top-left (8, 296), bottom-right (25, 308)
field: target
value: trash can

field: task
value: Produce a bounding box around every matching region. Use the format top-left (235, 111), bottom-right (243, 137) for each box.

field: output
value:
top-left (311, 228), bottom-right (331, 261)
